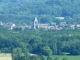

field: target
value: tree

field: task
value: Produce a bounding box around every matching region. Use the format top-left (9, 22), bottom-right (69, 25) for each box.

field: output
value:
top-left (12, 48), bottom-right (22, 60)
top-left (57, 42), bottom-right (63, 55)
top-left (47, 56), bottom-right (53, 60)
top-left (49, 42), bottom-right (57, 55)
top-left (24, 48), bottom-right (30, 60)
top-left (54, 57), bottom-right (59, 60)
top-left (38, 54), bottom-right (44, 60)
top-left (39, 45), bottom-right (52, 56)
top-left (62, 58), bottom-right (67, 60)
top-left (70, 43), bottom-right (80, 55)
top-left (29, 35), bottom-right (42, 53)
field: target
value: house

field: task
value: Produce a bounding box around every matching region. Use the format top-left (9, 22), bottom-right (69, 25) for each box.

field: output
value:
top-left (70, 25), bottom-right (75, 29)
top-left (10, 24), bottom-right (16, 30)
top-left (76, 24), bottom-right (80, 27)
top-left (55, 17), bottom-right (65, 20)
top-left (60, 22), bottom-right (67, 27)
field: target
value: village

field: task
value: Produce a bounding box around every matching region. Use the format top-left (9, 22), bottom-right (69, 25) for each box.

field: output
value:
top-left (0, 17), bottom-right (80, 30)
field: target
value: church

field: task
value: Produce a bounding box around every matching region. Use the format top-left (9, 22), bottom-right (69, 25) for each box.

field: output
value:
top-left (34, 17), bottom-right (55, 30)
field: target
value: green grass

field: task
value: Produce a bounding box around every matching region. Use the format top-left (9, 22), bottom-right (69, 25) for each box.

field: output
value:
top-left (53, 55), bottom-right (80, 60)
top-left (45, 55), bottom-right (80, 60)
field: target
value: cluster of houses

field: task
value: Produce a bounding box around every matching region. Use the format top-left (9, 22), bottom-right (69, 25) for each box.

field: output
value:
top-left (0, 17), bottom-right (80, 30)
top-left (34, 17), bottom-right (63, 30)
top-left (0, 21), bottom-right (31, 30)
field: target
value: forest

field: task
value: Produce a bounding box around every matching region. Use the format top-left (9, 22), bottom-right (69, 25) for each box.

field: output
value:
top-left (0, 26), bottom-right (80, 60)
top-left (0, 0), bottom-right (80, 24)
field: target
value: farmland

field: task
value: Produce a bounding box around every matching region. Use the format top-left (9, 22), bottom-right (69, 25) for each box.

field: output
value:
top-left (0, 53), bottom-right (80, 60)
top-left (0, 53), bottom-right (12, 60)
top-left (45, 55), bottom-right (80, 60)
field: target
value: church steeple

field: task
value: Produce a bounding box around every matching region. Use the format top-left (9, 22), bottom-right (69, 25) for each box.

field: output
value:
top-left (34, 17), bottom-right (38, 29)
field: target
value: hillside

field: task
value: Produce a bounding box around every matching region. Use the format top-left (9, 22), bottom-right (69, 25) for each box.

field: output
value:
top-left (0, 0), bottom-right (80, 24)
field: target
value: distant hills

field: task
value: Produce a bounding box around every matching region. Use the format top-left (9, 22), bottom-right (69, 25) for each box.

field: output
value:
top-left (0, 0), bottom-right (80, 24)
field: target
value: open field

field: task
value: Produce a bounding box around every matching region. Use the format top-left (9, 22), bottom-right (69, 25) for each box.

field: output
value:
top-left (0, 53), bottom-right (12, 60)
top-left (0, 53), bottom-right (80, 60)
top-left (50, 55), bottom-right (80, 60)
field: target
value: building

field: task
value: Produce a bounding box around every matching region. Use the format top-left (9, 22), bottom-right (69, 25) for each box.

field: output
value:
top-left (55, 17), bottom-right (65, 20)
top-left (34, 17), bottom-right (49, 29)
top-left (34, 17), bottom-right (38, 29)
top-left (10, 24), bottom-right (16, 30)
top-left (70, 25), bottom-right (75, 29)
top-left (34, 17), bottom-right (59, 30)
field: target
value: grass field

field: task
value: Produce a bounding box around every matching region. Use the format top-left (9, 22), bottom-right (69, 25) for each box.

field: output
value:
top-left (0, 53), bottom-right (80, 60)
top-left (0, 53), bottom-right (12, 60)
top-left (50, 55), bottom-right (80, 60)
top-left (0, 56), bottom-right (12, 60)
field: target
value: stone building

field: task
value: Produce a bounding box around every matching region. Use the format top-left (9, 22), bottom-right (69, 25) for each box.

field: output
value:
top-left (34, 17), bottom-right (49, 29)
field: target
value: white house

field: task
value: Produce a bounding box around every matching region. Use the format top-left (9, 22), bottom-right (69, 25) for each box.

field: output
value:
top-left (55, 17), bottom-right (65, 20)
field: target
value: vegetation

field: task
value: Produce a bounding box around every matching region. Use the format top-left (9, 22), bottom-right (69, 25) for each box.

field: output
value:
top-left (50, 55), bottom-right (80, 60)
top-left (0, 0), bottom-right (80, 24)
top-left (0, 26), bottom-right (80, 60)
top-left (0, 0), bottom-right (80, 60)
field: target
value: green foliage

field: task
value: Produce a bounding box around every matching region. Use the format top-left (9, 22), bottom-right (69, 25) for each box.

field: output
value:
top-left (12, 48), bottom-right (22, 60)
top-left (1, 26), bottom-right (80, 59)
top-left (0, 0), bottom-right (80, 24)
top-left (47, 56), bottom-right (53, 60)
top-left (54, 57), bottom-right (59, 60)
top-left (70, 43), bottom-right (80, 55)
top-left (0, 0), bottom-right (80, 60)
top-left (30, 56), bottom-right (41, 60)
top-left (62, 58), bottom-right (67, 60)
top-left (38, 45), bottom-right (52, 56)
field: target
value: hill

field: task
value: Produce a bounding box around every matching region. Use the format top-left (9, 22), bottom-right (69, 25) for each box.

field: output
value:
top-left (0, 0), bottom-right (80, 24)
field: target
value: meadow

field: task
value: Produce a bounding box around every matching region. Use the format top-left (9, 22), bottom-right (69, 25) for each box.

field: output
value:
top-left (50, 55), bottom-right (80, 60)
top-left (0, 53), bottom-right (12, 60)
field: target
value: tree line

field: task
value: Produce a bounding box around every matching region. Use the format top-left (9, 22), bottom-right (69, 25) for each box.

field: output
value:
top-left (0, 26), bottom-right (80, 60)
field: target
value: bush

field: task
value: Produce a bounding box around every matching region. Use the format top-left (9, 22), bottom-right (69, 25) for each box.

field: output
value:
top-left (54, 57), bottom-right (59, 60)
top-left (63, 58), bottom-right (67, 60)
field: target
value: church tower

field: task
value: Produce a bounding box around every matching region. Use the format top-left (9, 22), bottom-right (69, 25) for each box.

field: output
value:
top-left (34, 17), bottom-right (38, 29)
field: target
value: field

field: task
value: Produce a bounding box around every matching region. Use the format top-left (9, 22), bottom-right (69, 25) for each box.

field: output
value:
top-left (0, 53), bottom-right (80, 60)
top-left (50, 55), bottom-right (80, 60)
top-left (0, 53), bottom-right (12, 60)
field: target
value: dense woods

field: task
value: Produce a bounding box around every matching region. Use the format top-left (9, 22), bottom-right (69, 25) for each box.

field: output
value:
top-left (0, 26), bottom-right (80, 60)
top-left (0, 0), bottom-right (80, 24)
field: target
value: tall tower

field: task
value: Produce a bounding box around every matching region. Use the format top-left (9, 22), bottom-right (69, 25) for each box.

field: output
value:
top-left (34, 17), bottom-right (38, 29)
